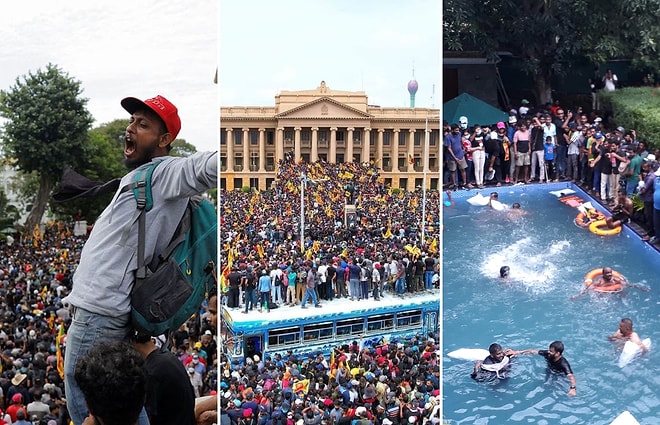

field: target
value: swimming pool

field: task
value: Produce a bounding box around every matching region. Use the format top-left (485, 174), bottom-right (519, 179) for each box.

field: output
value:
top-left (442, 183), bottom-right (660, 425)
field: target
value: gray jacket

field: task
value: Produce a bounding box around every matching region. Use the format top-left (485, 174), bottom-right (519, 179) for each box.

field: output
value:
top-left (65, 152), bottom-right (217, 316)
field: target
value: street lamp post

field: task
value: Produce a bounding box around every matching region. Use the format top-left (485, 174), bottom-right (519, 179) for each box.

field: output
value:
top-left (300, 173), bottom-right (306, 253)
top-left (421, 114), bottom-right (440, 245)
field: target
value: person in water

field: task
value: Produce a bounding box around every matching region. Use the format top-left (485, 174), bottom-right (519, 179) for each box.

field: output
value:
top-left (471, 343), bottom-right (520, 381)
top-left (609, 318), bottom-right (649, 354)
top-left (519, 341), bottom-right (577, 397)
top-left (571, 266), bottom-right (649, 299)
top-left (593, 266), bottom-right (625, 290)
top-left (488, 192), bottom-right (507, 210)
top-left (499, 266), bottom-right (510, 278)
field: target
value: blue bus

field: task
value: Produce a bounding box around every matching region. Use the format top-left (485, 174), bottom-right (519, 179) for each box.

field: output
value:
top-left (220, 292), bottom-right (439, 361)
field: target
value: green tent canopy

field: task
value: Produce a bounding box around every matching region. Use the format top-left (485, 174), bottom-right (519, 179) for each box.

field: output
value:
top-left (443, 93), bottom-right (508, 127)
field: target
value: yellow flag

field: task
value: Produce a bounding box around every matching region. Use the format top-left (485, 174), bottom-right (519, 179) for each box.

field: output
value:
top-left (382, 227), bottom-right (392, 239)
top-left (293, 379), bottom-right (310, 394)
top-left (428, 238), bottom-right (438, 254)
top-left (56, 324), bottom-right (65, 380)
top-left (257, 244), bottom-right (265, 259)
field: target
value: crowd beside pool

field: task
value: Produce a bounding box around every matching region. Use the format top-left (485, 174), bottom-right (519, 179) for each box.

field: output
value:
top-left (219, 333), bottom-right (441, 425)
top-left (443, 100), bottom-right (660, 246)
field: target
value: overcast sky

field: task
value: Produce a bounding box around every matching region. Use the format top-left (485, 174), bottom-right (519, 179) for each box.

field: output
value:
top-left (219, 0), bottom-right (441, 109)
top-left (0, 0), bottom-right (218, 152)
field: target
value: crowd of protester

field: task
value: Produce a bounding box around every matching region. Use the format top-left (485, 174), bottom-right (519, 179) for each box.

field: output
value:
top-left (219, 154), bottom-right (441, 313)
top-left (0, 221), bottom-right (218, 425)
top-left (218, 156), bottom-right (441, 424)
top-left (219, 332), bottom-right (440, 425)
top-left (443, 99), bottom-right (660, 245)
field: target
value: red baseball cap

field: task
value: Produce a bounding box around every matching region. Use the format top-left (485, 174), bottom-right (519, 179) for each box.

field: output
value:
top-left (121, 95), bottom-right (181, 140)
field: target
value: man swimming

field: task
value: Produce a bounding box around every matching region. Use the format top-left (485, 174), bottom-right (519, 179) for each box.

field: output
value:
top-left (488, 192), bottom-right (507, 211)
top-left (471, 343), bottom-right (518, 381)
top-left (609, 318), bottom-right (648, 354)
top-left (571, 266), bottom-right (650, 299)
top-left (593, 266), bottom-right (625, 290)
top-left (500, 266), bottom-right (510, 278)
top-left (519, 341), bottom-right (577, 397)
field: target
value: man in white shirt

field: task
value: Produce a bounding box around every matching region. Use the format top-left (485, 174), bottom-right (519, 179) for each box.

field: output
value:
top-left (269, 265), bottom-right (284, 306)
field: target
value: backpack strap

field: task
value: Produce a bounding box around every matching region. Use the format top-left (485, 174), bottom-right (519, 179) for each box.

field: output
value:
top-left (118, 160), bottom-right (165, 280)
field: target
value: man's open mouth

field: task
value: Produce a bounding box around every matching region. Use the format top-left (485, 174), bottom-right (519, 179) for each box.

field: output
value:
top-left (124, 135), bottom-right (136, 156)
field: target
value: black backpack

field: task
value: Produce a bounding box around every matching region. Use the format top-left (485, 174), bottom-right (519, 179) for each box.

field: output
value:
top-left (124, 160), bottom-right (217, 336)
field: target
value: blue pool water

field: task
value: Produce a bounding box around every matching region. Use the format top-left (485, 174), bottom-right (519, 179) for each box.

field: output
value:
top-left (442, 183), bottom-right (660, 425)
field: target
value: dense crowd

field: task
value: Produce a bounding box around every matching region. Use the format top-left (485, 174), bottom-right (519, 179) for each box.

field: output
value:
top-left (443, 100), bottom-right (660, 244)
top-left (219, 333), bottom-right (440, 425)
top-left (0, 221), bottom-right (218, 425)
top-left (219, 155), bottom-right (441, 313)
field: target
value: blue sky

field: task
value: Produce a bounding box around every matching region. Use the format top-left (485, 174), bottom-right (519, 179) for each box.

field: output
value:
top-left (219, 0), bottom-right (441, 109)
top-left (0, 0), bottom-right (218, 152)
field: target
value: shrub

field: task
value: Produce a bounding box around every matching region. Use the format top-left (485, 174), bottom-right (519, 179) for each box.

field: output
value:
top-left (600, 87), bottom-right (660, 150)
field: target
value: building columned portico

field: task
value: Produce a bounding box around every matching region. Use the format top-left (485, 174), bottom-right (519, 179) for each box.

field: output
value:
top-left (220, 81), bottom-right (440, 191)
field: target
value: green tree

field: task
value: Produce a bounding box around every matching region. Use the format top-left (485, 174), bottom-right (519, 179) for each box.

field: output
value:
top-left (0, 63), bottom-right (93, 230)
top-left (443, 0), bottom-right (660, 104)
top-left (171, 139), bottom-right (198, 157)
top-left (0, 190), bottom-right (17, 231)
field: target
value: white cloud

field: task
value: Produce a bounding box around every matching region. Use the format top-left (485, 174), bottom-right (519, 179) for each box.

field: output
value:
top-left (0, 0), bottom-right (218, 152)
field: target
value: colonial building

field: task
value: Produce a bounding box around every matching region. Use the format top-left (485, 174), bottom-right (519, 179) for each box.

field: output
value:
top-left (220, 81), bottom-right (440, 191)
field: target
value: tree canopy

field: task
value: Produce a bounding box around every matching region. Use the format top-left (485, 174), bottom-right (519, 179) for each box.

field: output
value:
top-left (444, 0), bottom-right (660, 103)
top-left (0, 63), bottom-right (94, 229)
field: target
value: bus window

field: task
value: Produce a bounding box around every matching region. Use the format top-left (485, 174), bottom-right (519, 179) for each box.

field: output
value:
top-left (303, 322), bottom-right (334, 342)
top-left (268, 326), bottom-right (301, 349)
top-left (367, 314), bottom-right (395, 332)
top-left (396, 310), bottom-right (422, 329)
top-left (336, 318), bottom-right (364, 337)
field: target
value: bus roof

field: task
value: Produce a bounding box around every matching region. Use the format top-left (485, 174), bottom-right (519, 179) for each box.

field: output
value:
top-left (221, 290), bottom-right (439, 333)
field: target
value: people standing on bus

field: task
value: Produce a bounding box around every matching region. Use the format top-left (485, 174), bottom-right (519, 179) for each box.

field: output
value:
top-left (227, 267), bottom-right (242, 309)
top-left (423, 253), bottom-right (437, 291)
top-left (296, 266), bottom-right (308, 304)
top-left (270, 264), bottom-right (284, 307)
top-left (359, 261), bottom-right (370, 301)
top-left (372, 264), bottom-right (381, 301)
top-left (347, 260), bottom-right (362, 301)
top-left (325, 261), bottom-right (337, 301)
top-left (412, 255), bottom-right (424, 293)
top-left (335, 260), bottom-right (346, 299)
top-left (301, 265), bottom-right (322, 309)
top-left (258, 269), bottom-right (272, 313)
top-left (317, 260), bottom-right (329, 301)
top-left (242, 267), bottom-right (257, 314)
top-left (394, 256), bottom-right (407, 296)
top-left (286, 266), bottom-right (298, 306)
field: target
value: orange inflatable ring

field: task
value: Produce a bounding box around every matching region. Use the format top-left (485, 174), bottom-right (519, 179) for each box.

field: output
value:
top-left (584, 268), bottom-right (625, 292)
top-left (588, 219), bottom-right (621, 236)
top-left (575, 210), bottom-right (606, 228)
